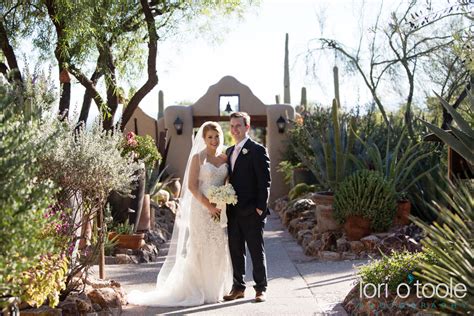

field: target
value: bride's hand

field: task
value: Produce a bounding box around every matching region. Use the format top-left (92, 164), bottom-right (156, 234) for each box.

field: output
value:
top-left (208, 204), bottom-right (221, 217)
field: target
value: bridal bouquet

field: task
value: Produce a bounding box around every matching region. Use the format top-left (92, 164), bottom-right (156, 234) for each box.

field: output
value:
top-left (207, 184), bottom-right (238, 227)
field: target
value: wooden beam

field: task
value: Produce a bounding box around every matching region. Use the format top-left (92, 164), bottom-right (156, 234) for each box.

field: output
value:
top-left (192, 115), bottom-right (267, 128)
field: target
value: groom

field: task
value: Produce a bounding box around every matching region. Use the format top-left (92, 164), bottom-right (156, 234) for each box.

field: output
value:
top-left (224, 112), bottom-right (271, 303)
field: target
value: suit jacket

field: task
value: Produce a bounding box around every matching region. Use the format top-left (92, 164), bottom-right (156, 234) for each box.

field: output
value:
top-left (226, 138), bottom-right (271, 217)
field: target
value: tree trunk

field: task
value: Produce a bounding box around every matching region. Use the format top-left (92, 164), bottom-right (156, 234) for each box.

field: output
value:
top-left (0, 20), bottom-right (22, 83)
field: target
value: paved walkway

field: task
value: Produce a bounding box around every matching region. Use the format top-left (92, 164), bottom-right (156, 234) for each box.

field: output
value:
top-left (94, 213), bottom-right (367, 315)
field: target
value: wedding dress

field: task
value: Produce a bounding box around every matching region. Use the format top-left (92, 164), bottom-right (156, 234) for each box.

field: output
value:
top-left (128, 123), bottom-right (233, 307)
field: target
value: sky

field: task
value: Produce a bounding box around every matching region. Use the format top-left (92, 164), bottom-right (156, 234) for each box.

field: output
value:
top-left (17, 0), bottom-right (421, 122)
top-left (64, 0), bottom-right (388, 122)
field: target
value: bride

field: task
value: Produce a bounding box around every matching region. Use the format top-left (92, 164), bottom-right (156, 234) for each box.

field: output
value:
top-left (128, 121), bottom-right (233, 306)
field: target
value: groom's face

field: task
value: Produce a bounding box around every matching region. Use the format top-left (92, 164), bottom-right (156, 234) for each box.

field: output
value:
top-left (230, 117), bottom-right (249, 143)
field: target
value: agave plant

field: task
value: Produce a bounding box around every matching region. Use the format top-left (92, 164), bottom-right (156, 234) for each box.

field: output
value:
top-left (419, 92), bottom-right (473, 169)
top-left (350, 128), bottom-right (438, 200)
top-left (412, 178), bottom-right (473, 314)
top-left (292, 99), bottom-right (357, 192)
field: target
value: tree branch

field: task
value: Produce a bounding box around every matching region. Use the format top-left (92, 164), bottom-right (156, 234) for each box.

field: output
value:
top-left (120, 0), bottom-right (159, 130)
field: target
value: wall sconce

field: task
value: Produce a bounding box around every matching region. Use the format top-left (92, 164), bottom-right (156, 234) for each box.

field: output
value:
top-left (174, 116), bottom-right (183, 135)
top-left (276, 115), bottom-right (286, 133)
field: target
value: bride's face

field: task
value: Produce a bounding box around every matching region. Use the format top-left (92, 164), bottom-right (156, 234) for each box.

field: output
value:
top-left (204, 130), bottom-right (221, 151)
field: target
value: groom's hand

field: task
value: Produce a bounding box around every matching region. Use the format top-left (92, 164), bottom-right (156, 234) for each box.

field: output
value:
top-left (256, 208), bottom-right (263, 216)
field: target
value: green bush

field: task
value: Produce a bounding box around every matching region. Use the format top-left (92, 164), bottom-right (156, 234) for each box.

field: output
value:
top-left (37, 117), bottom-right (141, 296)
top-left (334, 169), bottom-right (397, 231)
top-left (0, 75), bottom-right (65, 307)
top-left (288, 183), bottom-right (315, 200)
top-left (358, 250), bottom-right (438, 292)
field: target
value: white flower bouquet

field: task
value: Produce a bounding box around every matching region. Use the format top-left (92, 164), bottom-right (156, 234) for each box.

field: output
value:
top-left (207, 183), bottom-right (238, 227)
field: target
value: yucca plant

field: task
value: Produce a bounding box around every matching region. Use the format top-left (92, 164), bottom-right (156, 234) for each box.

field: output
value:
top-left (350, 128), bottom-right (438, 200)
top-left (412, 179), bottom-right (473, 314)
top-left (419, 91), bottom-right (473, 169)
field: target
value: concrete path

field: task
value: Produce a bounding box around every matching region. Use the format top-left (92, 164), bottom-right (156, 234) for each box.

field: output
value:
top-left (93, 213), bottom-right (367, 315)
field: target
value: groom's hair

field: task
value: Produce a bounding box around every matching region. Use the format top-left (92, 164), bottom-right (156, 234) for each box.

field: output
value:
top-left (202, 121), bottom-right (222, 138)
top-left (230, 112), bottom-right (251, 127)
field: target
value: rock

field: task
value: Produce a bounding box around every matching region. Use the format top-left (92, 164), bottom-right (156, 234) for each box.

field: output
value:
top-left (319, 251), bottom-right (341, 260)
top-left (349, 241), bottom-right (365, 254)
top-left (57, 300), bottom-right (78, 315)
top-left (314, 204), bottom-right (341, 233)
top-left (320, 231), bottom-right (338, 251)
top-left (304, 239), bottom-right (322, 256)
top-left (87, 288), bottom-right (123, 310)
top-left (273, 197), bottom-right (289, 214)
top-left (302, 235), bottom-right (313, 250)
top-left (288, 217), bottom-right (301, 235)
top-left (282, 199), bottom-right (315, 227)
top-left (20, 307), bottom-right (62, 316)
top-left (336, 236), bottom-right (350, 252)
top-left (380, 234), bottom-right (405, 254)
top-left (360, 235), bottom-right (380, 251)
top-left (296, 229), bottom-right (313, 245)
top-left (342, 252), bottom-right (357, 260)
top-left (115, 254), bottom-right (135, 264)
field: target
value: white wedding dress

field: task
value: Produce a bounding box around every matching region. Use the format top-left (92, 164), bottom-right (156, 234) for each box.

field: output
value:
top-left (128, 161), bottom-right (233, 306)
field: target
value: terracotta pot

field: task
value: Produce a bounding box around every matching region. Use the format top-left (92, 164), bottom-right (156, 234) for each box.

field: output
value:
top-left (315, 204), bottom-right (341, 233)
top-left (344, 215), bottom-right (371, 241)
top-left (310, 191), bottom-right (334, 206)
top-left (137, 194), bottom-right (151, 231)
top-left (108, 232), bottom-right (145, 250)
top-left (394, 200), bottom-right (411, 226)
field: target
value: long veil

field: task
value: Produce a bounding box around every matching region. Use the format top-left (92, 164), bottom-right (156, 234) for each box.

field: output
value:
top-left (127, 122), bottom-right (228, 306)
top-left (155, 122), bottom-right (224, 290)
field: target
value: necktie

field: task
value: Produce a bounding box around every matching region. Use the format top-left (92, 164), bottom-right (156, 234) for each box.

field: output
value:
top-left (231, 146), bottom-right (240, 170)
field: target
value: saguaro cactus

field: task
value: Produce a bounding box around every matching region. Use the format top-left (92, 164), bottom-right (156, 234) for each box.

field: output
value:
top-left (300, 87), bottom-right (307, 111)
top-left (284, 33), bottom-right (291, 104)
top-left (158, 90), bottom-right (164, 119)
top-left (333, 66), bottom-right (340, 108)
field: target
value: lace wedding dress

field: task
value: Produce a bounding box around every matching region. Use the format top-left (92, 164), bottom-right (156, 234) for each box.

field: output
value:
top-left (128, 161), bottom-right (233, 306)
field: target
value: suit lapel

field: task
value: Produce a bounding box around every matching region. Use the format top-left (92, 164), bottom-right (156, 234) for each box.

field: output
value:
top-left (232, 139), bottom-right (251, 175)
top-left (228, 145), bottom-right (235, 174)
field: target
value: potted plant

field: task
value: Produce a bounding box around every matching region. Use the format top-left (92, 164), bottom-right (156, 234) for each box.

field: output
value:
top-left (108, 220), bottom-right (145, 250)
top-left (334, 170), bottom-right (397, 240)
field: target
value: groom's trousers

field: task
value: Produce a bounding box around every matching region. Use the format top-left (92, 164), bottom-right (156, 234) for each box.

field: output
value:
top-left (228, 212), bottom-right (267, 292)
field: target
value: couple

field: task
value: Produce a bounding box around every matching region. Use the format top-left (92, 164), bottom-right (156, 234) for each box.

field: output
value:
top-left (128, 112), bottom-right (271, 306)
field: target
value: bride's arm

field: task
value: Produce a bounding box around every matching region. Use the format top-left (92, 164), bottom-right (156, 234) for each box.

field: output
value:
top-left (188, 154), bottom-right (217, 212)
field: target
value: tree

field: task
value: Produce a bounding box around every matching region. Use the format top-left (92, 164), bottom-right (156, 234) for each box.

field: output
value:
top-left (1, 0), bottom-right (258, 129)
top-left (308, 0), bottom-right (471, 137)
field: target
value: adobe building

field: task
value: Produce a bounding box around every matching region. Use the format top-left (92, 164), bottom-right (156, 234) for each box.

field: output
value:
top-left (124, 76), bottom-right (294, 203)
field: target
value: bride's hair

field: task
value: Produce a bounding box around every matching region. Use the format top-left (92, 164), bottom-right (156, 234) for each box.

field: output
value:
top-left (202, 121), bottom-right (223, 138)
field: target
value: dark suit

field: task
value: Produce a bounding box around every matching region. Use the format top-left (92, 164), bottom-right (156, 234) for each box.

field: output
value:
top-left (226, 138), bottom-right (271, 292)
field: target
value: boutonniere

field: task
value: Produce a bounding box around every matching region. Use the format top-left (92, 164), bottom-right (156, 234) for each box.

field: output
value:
top-left (242, 148), bottom-right (249, 155)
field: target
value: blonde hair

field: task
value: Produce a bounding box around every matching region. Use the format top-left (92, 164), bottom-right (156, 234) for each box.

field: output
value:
top-left (230, 112), bottom-right (251, 127)
top-left (202, 121), bottom-right (223, 138)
